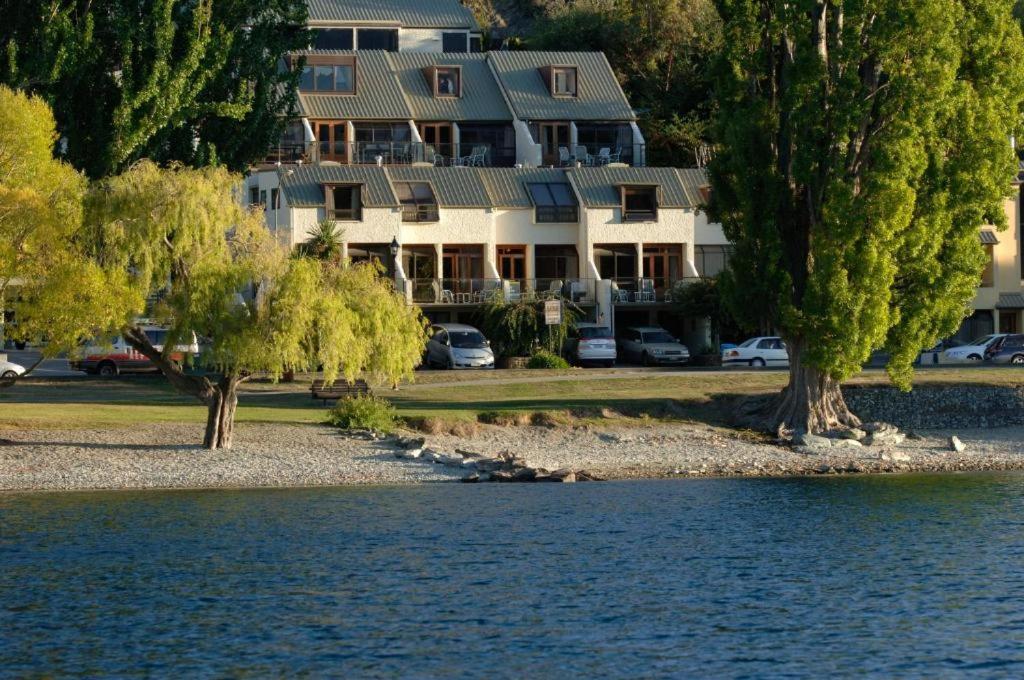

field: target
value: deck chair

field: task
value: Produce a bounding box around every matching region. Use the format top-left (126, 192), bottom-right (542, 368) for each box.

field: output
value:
top-left (610, 280), bottom-right (630, 303)
top-left (637, 278), bottom-right (656, 302)
top-left (596, 147), bottom-right (612, 166)
top-left (558, 146), bottom-right (572, 167)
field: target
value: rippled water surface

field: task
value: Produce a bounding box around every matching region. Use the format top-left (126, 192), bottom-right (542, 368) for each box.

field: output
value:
top-left (3, 475), bottom-right (1024, 677)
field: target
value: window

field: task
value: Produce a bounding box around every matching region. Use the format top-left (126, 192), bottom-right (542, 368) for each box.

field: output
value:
top-left (535, 245), bottom-right (578, 280)
top-left (621, 185), bottom-right (658, 221)
top-left (357, 28), bottom-right (398, 51)
top-left (595, 245), bottom-right (637, 282)
top-left (442, 32), bottom-right (467, 53)
top-left (395, 182), bottom-right (439, 222)
top-left (249, 186), bottom-right (260, 206)
top-left (259, 190), bottom-right (267, 209)
top-left (527, 183), bottom-right (578, 223)
top-left (432, 66), bottom-right (461, 97)
top-left (552, 66), bottom-right (578, 97)
top-left (270, 188), bottom-right (280, 210)
top-left (328, 185), bottom-right (362, 221)
top-left (313, 28), bottom-right (353, 50)
top-left (981, 243), bottom-right (994, 287)
top-left (299, 63), bottom-right (355, 93)
top-left (695, 245), bottom-right (733, 278)
top-left (470, 36), bottom-right (482, 53)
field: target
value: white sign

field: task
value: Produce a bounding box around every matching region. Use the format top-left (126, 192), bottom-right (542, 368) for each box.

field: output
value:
top-left (544, 300), bottom-right (562, 325)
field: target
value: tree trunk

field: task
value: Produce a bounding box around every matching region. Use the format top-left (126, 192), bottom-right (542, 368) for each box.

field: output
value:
top-left (770, 339), bottom-right (861, 435)
top-left (122, 325), bottom-right (243, 450)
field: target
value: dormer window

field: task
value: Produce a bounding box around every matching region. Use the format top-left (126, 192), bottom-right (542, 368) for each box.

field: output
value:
top-left (424, 65), bottom-right (462, 98)
top-left (551, 66), bottom-right (578, 97)
top-left (395, 182), bottom-right (439, 223)
top-left (326, 184), bottom-right (362, 221)
top-left (621, 185), bottom-right (658, 222)
top-left (298, 56), bottom-right (356, 94)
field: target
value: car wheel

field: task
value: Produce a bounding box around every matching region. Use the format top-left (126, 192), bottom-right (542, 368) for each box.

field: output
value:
top-left (642, 352), bottom-right (652, 367)
top-left (967, 354), bottom-right (983, 362)
top-left (446, 358), bottom-right (454, 370)
top-left (1012, 354), bottom-right (1024, 365)
top-left (1, 370), bottom-right (16, 379)
top-left (98, 361), bottom-right (118, 377)
top-left (751, 357), bottom-right (766, 368)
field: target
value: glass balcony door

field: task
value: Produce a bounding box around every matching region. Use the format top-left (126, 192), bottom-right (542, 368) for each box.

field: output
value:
top-left (538, 123), bottom-right (570, 166)
top-left (313, 121), bottom-right (347, 163)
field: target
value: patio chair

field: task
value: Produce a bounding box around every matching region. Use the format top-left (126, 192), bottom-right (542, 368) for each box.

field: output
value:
top-left (558, 146), bottom-right (572, 167)
top-left (607, 147), bottom-right (622, 164)
top-left (432, 280), bottom-right (454, 304)
top-left (470, 146), bottom-right (488, 167)
top-left (506, 280), bottom-right (522, 303)
top-left (575, 145), bottom-right (592, 166)
top-left (610, 280), bottom-right (630, 303)
top-left (596, 147), bottom-right (612, 166)
top-left (546, 279), bottom-right (564, 300)
top-left (637, 278), bottom-right (656, 303)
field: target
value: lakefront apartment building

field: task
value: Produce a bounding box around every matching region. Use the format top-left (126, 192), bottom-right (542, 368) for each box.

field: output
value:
top-left (247, 0), bottom-right (728, 339)
top-left (245, 0), bottom-right (1018, 344)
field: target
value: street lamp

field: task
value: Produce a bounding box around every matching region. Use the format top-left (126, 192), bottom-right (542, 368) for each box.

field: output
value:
top-left (389, 236), bottom-right (399, 278)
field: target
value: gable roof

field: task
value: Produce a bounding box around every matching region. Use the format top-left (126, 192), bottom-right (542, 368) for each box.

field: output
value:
top-left (293, 51), bottom-right (412, 120)
top-left (279, 165), bottom-right (399, 207)
top-left (487, 51), bottom-right (635, 121)
top-left (675, 168), bottom-right (710, 207)
top-left (478, 168), bottom-right (572, 207)
top-left (567, 167), bottom-right (699, 209)
top-left (387, 53), bottom-right (512, 121)
top-left (387, 166), bottom-right (492, 207)
top-left (307, 0), bottom-right (479, 30)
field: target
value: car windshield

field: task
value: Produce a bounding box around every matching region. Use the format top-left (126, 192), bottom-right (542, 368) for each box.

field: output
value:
top-left (579, 327), bottom-right (612, 339)
top-left (967, 335), bottom-right (997, 347)
top-left (738, 338), bottom-right (758, 347)
top-left (449, 331), bottom-right (487, 349)
top-left (643, 331), bottom-right (675, 344)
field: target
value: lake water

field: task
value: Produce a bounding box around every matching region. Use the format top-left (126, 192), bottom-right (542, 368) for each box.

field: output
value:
top-left (3, 475), bottom-right (1024, 678)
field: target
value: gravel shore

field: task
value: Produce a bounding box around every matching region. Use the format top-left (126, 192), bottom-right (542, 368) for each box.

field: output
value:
top-left (2, 422), bottom-right (1024, 492)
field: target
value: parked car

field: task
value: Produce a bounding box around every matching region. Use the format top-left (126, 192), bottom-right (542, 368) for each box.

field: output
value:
top-left (990, 334), bottom-right (1024, 365)
top-left (565, 323), bottom-right (616, 367)
top-left (0, 358), bottom-right (26, 379)
top-left (618, 326), bottom-right (690, 366)
top-left (917, 338), bottom-right (964, 365)
top-left (425, 324), bottom-right (495, 369)
top-left (722, 336), bottom-right (789, 368)
top-left (943, 334), bottom-right (1009, 362)
top-left (71, 327), bottom-right (200, 376)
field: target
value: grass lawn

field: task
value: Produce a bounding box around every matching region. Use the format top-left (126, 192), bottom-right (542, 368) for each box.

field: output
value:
top-left (0, 366), bottom-right (1020, 431)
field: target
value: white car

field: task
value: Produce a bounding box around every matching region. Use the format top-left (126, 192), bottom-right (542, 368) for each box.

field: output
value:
top-left (618, 326), bottom-right (690, 366)
top-left (566, 323), bottom-right (616, 367)
top-left (722, 336), bottom-right (789, 368)
top-left (0, 359), bottom-right (26, 379)
top-left (425, 324), bottom-right (495, 369)
top-left (943, 334), bottom-right (1009, 362)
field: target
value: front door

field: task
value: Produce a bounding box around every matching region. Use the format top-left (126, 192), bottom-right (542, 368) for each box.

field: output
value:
top-left (313, 121), bottom-right (347, 162)
top-left (419, 123), bottom-right (453, 162)
top-left (539, 123), bottom-right (570, 166)
top-left (1000, 312), bottom-right (1019, 334)
top-left (497, 246), bottom-right (526, 285)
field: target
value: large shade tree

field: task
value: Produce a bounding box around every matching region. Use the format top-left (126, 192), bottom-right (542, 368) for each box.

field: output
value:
top-left (86, 162), bottom-right (427, 449)
top-left (709, 0), bottom-right (1024, 434)
top-left (0, 86), bottom-right (130, 382)
top-left (1, 0), bottom-right (307, 178)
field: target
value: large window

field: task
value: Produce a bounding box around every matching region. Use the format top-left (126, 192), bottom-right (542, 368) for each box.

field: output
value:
top-left (328, 185), bottom-right (362, 221)
top-left (314, 28), bottom-right (353, 50)
top-left (357, 28), bottom-right (398, 51)
top-left (621, 185), bottom-right (658, 221)
top-left (442, 32), bottom-right (467, 53)
top-left (299, 63), bottom-right (355, 93)
top-left (551, 66), bottom-right (578, 97)
top-left (981, 244), bottom-right (994, 287)
top-left (694, 245), bottom-right (732, 278)
top-left (595, 245), bottom-right (637, 283)
top-left (535, 245), bottom-right (578, 281)
top-left (528, 183), bottom-right (578, 223)
top-left (395, 182), bottom-right (439, 222)
top-left (458, 124), bottom-right (515, 167)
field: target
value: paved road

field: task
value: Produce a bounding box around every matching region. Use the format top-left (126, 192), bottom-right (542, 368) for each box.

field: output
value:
top-left (0, 351), bottom-right (83, 378)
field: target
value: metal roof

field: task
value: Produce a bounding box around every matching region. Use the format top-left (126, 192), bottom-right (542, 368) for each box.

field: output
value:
top-left (279, 165), bottom-right (399, 207)
top-left (387, 52), bottom-right (512, 121)
top-left (997, 293), bottom-right (1024, 309)
top-left (306, 0), bottom-right (479, 29)
top-left (387, 166), bottom-right (492, 207)
top-left (675, 168), bottom-right (710, 207)
top-left (980, 230), bottom-right (1000, 245)
top-left (294, 51), bottom-right (412, 120)
top-left (567, 167), bottom-right (696, 208)
top-left (487, 51), bottom-right (635, 121)
top-left (477, 168), bottom-right (572, 207)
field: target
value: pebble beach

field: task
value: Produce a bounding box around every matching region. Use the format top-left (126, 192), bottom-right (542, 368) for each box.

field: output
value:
top-left (3, 421), bottom-right (1024, 492)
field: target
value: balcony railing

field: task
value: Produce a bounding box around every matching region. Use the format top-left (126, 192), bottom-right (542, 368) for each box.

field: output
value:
top-left (314, 142), bottom-right (517, 167)
top-left (554, 144), bottom-right (646, 168)
top-left (399, 277), bottom-right (700, 305)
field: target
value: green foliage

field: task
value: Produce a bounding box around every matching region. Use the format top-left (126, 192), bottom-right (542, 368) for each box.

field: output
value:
top-left (327, 395), bottom-right (398, 434)
top-left (297, 220), bottom-right (345, 262)
top-left (709, 0), bottom-right (1024, 390)
top-left (0, 86), bottom-right (132, 364)
top-left (1, 1), bottom-right (309, 178)
top-left (526, 0), bottom-right (722, 165)
top-left (669, 278), bottom-right (743, 346)
top-left (527, 350), bottom-right (571, 370)
top-left (479, 299), bottom-right (579, 358)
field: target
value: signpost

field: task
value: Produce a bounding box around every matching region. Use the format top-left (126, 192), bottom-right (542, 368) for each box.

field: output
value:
top-left (544, 300), bottom-right (562, 326)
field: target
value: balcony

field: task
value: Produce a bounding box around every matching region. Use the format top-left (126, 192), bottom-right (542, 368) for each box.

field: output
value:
top-left (399, 277), bottom-right (700, 306)
top-left (269, 141), bottom-right (516, 168)
top-left (553, 143), bottom-right (645, 168)
top-left (610, 277), bottom-right (701, 304)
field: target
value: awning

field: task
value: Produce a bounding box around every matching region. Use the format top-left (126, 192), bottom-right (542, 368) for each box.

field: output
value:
top-left (996, 292), bottom-right (1024, 310)
top-left (980, 230), bottom-right (999, 245)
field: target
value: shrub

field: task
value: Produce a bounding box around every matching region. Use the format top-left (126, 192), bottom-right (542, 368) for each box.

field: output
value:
top-left (328, 395), bottom-right (397, 433)
top-left (527, 350), bottom-right (571, 369)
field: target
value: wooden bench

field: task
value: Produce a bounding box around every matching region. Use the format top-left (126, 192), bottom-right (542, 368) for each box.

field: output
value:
top-left (310, 379), bottom-right (371, 405)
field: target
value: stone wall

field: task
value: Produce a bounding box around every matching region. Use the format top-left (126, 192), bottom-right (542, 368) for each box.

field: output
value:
top-left (843, 384), bottom-right (1024, 430)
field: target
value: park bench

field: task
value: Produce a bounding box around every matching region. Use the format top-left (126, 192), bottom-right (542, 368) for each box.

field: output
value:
top-left (310, 379), bottom-right (371, 405)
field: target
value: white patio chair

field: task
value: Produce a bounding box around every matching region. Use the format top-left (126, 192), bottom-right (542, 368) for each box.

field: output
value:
top-left (575, 145), bottom-right (591, 166)
top-left (638, 278), bottom-right (656, 302)
top-left (596, 147), bottom-right (611, 166)
top-left (558, 146), bottom-right (572, 167)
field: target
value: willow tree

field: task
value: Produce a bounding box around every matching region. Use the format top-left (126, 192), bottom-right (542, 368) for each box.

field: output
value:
top-left (0, 86), bottom-right (131, 381)
top-left (86, 162), bottom-right (426, 449)
top-left (709, 0), bottom-right (1024, 434)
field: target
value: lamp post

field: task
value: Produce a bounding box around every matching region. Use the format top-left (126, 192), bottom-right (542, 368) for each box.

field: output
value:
top-left (389, 236), bottom-right (399, 278)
